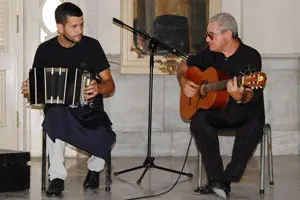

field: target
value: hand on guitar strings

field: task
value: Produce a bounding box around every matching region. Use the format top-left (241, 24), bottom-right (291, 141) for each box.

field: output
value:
top-left (84, 79), bottom-right (99, 101)
top-left (182, 78), bottom-right (204, 98)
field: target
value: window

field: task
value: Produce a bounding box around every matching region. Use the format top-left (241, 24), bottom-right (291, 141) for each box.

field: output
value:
top-left (40, 0), bottom-right (63, 42)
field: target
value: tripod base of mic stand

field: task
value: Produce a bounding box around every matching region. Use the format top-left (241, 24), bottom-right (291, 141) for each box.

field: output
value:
top-left (113, 157), bottom-right (193, 185)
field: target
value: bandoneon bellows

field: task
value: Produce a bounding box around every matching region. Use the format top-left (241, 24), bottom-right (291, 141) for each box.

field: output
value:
top-left (28, 67), bottom-right (91, 107)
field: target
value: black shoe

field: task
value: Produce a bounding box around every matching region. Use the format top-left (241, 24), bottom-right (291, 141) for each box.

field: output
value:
top-left (195, 182), bottom-right (214, 194)
top-left (223, 181), bottom-right (231, 196)
top-left (211, 182), bottom-right (229, 199)
top-left (83, 170), bottom-right (100, 189)
top-left (46, 178), bottom-right (64, 197)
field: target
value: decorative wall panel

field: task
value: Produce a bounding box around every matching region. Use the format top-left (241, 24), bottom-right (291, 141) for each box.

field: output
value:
top-left (0, 0), bottom-right (8, 52)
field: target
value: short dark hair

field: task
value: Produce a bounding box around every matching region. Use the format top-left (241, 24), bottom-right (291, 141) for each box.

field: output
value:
top-left (55, 2), bottom-right (83, 24)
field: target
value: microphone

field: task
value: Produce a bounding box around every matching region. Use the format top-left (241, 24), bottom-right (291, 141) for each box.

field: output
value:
top-left (113, 18), bottom-right (124, 26)
top-left (79, 62), bottom-right (92, 74)
top-left (79, 62), bottom-right (87, 70)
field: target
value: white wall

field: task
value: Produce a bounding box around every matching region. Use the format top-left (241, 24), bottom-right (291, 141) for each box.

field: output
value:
top-left (221, 0), bottom-right (243, 37)
top-left (293, 0), bottom-right (300, 53)
top-left (94, 0), bottom-right (300, 56)
top-left (222, 0), bottom-right (300, 55)
top-left (96, 0), bottom-right (120, 54)
top-left (23, 0), bottom-right (300, 157)
top-left (82, 0), bottom-right (120, 54)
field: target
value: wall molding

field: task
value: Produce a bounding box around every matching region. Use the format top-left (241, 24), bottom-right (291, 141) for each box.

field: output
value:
top-left (262, 54), bottom-right (300, 60)
top-left (0, 70), bottom-right (5, 126)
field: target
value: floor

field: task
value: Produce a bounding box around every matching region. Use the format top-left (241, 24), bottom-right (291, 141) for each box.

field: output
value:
top-left (0, 156), bottom-right (299, 200)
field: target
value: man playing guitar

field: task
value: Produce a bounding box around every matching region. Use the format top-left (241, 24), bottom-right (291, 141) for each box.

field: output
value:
top-left (177, 13), bottom-right (265, 199)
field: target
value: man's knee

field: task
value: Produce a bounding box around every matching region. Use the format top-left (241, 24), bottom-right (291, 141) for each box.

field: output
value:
top-left (190, 110), bottom-right (206, 133)
top-left (244, 115), bottom-right (264, 139)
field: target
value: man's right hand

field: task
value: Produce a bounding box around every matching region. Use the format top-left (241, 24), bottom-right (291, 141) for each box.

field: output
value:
top-left (181, 77), bottom-right (200, 98)
top-left (177, 60), bottom-right (200, 98)
top-left (21, 78), bottom-right (29, 98)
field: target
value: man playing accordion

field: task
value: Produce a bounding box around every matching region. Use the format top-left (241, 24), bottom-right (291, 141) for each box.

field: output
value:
top-left (21, 2), bottom-right (116, 197)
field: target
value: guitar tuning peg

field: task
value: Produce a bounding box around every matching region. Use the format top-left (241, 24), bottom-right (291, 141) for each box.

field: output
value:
top-left (260, 86), bottom-right (263, 89)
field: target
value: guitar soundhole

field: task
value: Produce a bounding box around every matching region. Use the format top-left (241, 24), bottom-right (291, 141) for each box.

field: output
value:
top-left (199, 90), bottom-right (206, 98)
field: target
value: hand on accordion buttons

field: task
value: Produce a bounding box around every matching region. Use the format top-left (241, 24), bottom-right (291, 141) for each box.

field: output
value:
top-left (84, 79), bottom-right (99, 100)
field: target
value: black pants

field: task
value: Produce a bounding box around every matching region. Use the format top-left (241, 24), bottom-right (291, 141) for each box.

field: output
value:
top-left (190, 104), bottom-right (264, 183)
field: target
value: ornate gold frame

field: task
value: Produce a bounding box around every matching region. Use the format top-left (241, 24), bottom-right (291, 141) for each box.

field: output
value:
top-left (120, 0), bottom-right (221, 74)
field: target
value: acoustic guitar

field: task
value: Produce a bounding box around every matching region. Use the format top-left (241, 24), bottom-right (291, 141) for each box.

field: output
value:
top-left (180, 66), bottom-right (267, 120)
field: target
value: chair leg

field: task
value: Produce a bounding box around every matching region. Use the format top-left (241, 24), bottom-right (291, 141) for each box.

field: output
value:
top-left (41, 130), bottom-right (47, 192)
top-left (194, 151), bottom-right (203, 192)
top-left (265, 124), bottom-right (274, 185)
top-left (105, 151), bottom-right (112, 192)
top-left (260, 129), bottom-right (266, 195)
top-left (199, 151), bottom-right (203, 187)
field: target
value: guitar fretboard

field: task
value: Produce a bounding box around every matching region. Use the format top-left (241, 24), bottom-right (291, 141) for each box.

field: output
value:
top-left (205, 77), bottom-right (244, 92)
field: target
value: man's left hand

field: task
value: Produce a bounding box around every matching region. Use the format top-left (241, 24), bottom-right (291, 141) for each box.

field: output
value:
top-left (84, 79), bottom-right (99, 100)
top-left (227, 76), bottom-right (244, 101)
top-left (227, 76), bottom-right (254, 103)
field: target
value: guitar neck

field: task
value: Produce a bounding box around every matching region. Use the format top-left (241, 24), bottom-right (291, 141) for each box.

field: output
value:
top-left (205, 76), bottom-right (244, 92)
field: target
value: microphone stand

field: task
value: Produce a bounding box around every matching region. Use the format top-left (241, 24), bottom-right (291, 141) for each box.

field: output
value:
top-left (112, 18), bottom-right (193, 185)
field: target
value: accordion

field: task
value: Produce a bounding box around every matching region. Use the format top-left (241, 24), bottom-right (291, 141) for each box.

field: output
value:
top-left (28, 67), bottom-right (92, 107)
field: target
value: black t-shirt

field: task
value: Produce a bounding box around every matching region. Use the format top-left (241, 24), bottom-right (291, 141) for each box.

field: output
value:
top-left (32, 36), bottom-right (110, 110)
top-left (33, 36), bottom-right (114, 153)
top-left (186, 42), bottom-right (264, 112)
top-left (33, 35), bottom-right (109, 74)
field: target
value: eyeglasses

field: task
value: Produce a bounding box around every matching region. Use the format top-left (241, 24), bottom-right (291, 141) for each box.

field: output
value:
top-left (203, 31), bottom-right (224, 40)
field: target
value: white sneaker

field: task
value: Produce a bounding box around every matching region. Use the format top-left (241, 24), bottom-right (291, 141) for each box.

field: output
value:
top-left (212, 187), bottom-right (227, 199)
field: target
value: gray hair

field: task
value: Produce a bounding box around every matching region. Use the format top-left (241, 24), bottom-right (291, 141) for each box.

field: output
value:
top-left (209, 13), bottom-right (238, 38)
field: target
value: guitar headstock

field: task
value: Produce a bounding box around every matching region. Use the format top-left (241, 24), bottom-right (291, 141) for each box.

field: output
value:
top-left (244, 72), bottom-right (267, 89)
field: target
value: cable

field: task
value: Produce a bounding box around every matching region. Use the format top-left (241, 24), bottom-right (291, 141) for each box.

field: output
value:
top-left (124, 134), bottom-right (193, 200)
top-left (125, 70), bottom-right (202, 200)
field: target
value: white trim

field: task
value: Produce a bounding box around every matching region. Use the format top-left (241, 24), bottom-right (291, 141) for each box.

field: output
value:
top-left (0, 70), bottom-right (5, 126)
top-left (23, 0), bottom-right (41, 153)
top-left (15, 0), bottom-right (25, 151)
top-left (262, 54), bottom-right (300, 59)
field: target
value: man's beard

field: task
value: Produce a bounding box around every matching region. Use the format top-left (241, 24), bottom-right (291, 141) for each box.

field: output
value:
top-left (62, 33), bottom-right (81, 44)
